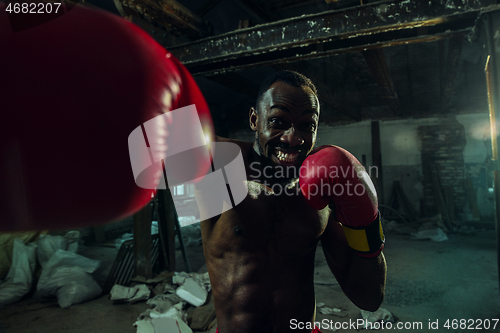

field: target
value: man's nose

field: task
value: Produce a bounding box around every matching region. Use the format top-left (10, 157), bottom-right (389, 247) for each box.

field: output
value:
top-left (280, 126), bottom-right (304, 147)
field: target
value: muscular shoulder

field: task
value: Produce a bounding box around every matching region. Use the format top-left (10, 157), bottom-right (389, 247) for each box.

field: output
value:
top-left (216, 136), bottom-right (254, 162)
top-left (216, 136), bottom-right (252, 149)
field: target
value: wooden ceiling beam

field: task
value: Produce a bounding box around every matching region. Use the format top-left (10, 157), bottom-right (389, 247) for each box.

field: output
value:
top-left (362, 49), bottom-right (402, 115)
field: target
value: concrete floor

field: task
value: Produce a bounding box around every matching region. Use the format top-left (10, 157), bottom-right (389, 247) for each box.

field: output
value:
top-left (313, 228), bottom-right (500, 333)
top-left (0, 228), bottom-right (499, 333)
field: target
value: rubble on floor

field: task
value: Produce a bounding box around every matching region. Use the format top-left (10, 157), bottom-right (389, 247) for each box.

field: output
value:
top-left (317, 303), bottom-right (346, 318)
top-left (411, 228), bottom-right (448, 242)
top-left (136, 302), bottom-right (193, 333)
top-left (360, 308), bottom-right (395, 329)
top-left (110, 271), bottom-right (215, 333)
top-left (110, 284), bottom-right (151, 304)
top-left (384, 214), bottom-right (479, 241)
top-left (173, 272), bottom-right (210, 307)
top-left (384, 214), bottom-right (453, 242)
top-left (317, 303), bottom-right (396, 330)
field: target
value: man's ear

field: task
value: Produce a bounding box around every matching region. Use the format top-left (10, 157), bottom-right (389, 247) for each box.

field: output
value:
top-left (249, 107), bottom-right (258, 131)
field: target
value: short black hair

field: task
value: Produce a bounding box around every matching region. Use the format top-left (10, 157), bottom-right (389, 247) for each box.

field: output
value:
top-left (255, 70), bottom-right (318, 110)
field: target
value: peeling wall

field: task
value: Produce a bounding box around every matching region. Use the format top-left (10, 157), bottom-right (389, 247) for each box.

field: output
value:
top-left (458, 113), bottom-right (495, 219)
top-left (317, 118), bottom-right (427, 217)
top-left (418, 117), bottom-right (467, 217)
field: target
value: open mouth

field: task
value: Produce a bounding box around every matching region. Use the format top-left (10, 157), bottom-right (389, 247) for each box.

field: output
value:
top-left (273, 148), bottom-right (300, 165)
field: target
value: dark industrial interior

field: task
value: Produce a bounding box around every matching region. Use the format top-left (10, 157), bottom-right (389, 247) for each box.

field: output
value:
top-left (1, 0), bottom-right (500, 332)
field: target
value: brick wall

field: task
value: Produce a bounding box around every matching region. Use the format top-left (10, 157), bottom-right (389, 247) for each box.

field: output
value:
top-left (418, 116), bottom-right (466, 217)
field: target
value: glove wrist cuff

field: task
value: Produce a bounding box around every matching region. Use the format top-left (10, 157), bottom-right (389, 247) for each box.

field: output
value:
top-left (341, 212), bottom-right (385, 258)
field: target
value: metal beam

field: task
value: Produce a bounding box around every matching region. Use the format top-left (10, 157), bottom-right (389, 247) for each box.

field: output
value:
top-left (270, 0), bottom-right (321, 11)
top-left (206, 72), bottom-right (260, 98)
top-left (272, 62), bottom-right (362, 121)
top-left (404, 44), bottom-right (415, 107)
top-left (441, 36), bottom-right (465, 112)
top-left (119, 0), bottom-right (213, 40)
top-left (235, 0), bottom-right (280, 24)
top-left (316, 80), bottom-right (362, 121)
top-left (170, 0), bottom-right (497, 76)
top-left (371, 121), bottom-right (383, 204)
top-left (483, 10), bottom-right (500, 293)
top-left (133, 204), bottom-right (152, 279)
top-left (362, 48), bottom-right (401, 114)
top-left (196, 0), bottom-right (223, 17)
top-left (271, 0), bottom-right (361, 11)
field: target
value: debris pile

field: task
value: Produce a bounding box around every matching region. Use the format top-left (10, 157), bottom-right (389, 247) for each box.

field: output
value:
top-left (360, 308), bottom-right (395, 330)
top-left (384, 214), bottom-right (451, 242)
top-left (109, 271), bottom-right (215, 333)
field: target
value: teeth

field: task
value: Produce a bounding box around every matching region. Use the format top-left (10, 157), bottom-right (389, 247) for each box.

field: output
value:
top-left (275, 149), bottom-right (298, 163)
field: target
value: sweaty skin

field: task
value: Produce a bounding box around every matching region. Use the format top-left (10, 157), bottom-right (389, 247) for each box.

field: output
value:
top-left (197, 82), bottom-right (387, 333)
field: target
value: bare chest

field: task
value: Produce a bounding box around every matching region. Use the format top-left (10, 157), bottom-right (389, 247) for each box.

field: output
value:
top-left (215, 181), bottom-right (330, 255)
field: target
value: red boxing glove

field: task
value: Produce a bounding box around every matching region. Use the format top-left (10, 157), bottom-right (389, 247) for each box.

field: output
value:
top-left (0, 4), bottom-right (214, 231)
top-left (162, 55), bottom-right (215, 187)
top-left (299, 145), bottom-right (384, 257)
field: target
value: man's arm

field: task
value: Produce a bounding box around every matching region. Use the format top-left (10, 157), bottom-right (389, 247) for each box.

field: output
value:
top-left (299, 146), bottom-right (387, 311)
top-left (320, 216), bottom-right (386, 311)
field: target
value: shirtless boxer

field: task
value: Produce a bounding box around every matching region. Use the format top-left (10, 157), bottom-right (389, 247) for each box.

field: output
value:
top-left (1, 6), bottom-right (385, 330)
top-left (199, 71), bottom-right (387, 333)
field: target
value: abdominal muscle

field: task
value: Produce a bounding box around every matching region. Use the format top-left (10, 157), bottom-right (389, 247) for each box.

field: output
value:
top-left (201, 199), bottom-right (327, 333)
top-left (198, 167), bottom-right (330, 333)
top-left (206, 246), bottom-right (317, 333)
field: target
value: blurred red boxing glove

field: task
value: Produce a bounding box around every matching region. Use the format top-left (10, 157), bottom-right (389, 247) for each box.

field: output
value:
top-left (0, 4), bottom-right (214, 231)
top-left (299, 145), bottom-right (384, 257)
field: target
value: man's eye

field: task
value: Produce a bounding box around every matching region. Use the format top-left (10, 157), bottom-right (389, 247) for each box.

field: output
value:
top-left (302, 123), bottom-right (316, 131)
top-left (270, 118), bottom-right (284, 126)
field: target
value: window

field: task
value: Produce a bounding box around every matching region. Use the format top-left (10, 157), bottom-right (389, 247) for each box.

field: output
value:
top-left (175, 185), bottom-right (184, 196)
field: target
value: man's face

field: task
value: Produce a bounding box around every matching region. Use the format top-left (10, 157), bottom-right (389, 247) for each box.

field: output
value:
top-left (250, 81), bottom-right (319, 168)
